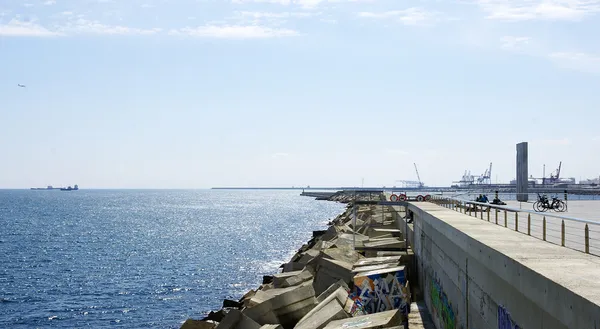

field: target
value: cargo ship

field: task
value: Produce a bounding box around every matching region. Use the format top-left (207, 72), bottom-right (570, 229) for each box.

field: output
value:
top-left (30, 185), bottom-right (60, 190)
top-left (31, 184), bottom-right (79, 191)
top-left (60, 185), bottom-right (79, 191)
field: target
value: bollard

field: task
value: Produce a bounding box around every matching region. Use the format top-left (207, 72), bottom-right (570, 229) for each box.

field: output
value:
top-left (480, 207), bottom-right (483, 220)
top-left (487, 208), bottom-right (490, 221)
top-left (527, 214), bottom-right (531, 235)
top-left (561, 220), bottom-right (565, 247)
top-left (543, 217), bottom-right (547, 241)
top-left (585, 224), bottom-right (590, 254)
top-left (469, 205), bottom-right (472, 217)
top-left (515, 213), bottom-right (519, 231)
top-left (504, 210), bottom-right (507, 227)
top-left (495, 209), bottom-right (498, 224)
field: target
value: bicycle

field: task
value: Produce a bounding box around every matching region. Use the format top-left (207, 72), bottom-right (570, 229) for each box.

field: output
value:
top-left (533, 194), bottom-right (566, 212)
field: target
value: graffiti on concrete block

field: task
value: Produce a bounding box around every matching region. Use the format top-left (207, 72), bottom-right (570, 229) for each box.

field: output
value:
top-left (430, 278), bottom-right (456, 329)
top-left (498, 305), bottom-right (521, 329)
top-left (351, 267), bottom-right (410, 314)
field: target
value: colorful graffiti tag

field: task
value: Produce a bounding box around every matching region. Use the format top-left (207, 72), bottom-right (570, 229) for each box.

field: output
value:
top-left (430, 278), bottom-right (456, 329)
top-left (498, 305), bottom-right (521, 329)
top-left (351, 266), bottom-right (410, 315)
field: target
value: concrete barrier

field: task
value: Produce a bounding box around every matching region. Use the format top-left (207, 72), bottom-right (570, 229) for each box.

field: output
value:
top-left (406, 202), bottom-right (600, 329)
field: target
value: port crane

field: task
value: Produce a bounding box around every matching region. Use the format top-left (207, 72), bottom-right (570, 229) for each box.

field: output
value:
top-left (476, 162), bottom-right (492, 185)
top-left (542, 162), bottom-right (562, 185)
top-left (394, 163), bottom-right (425, 188)
top-left (414, 163), bottom-right (424, 188)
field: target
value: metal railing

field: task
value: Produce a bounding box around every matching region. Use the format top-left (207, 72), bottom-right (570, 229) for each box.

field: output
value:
top-left (429, 195), bottom-right (600, 256)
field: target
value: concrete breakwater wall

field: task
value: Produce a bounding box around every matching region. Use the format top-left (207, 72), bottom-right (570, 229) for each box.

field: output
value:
top-left (180, 194), bottom-right (434, 329)
top-left (402, 202), bottom-right (600, 329)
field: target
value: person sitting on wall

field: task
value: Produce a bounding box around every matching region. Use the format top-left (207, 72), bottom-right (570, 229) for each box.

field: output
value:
top-left (482, 194), bottom-right (489, 203)
top-left (491, 196), bottom-right (506, 205)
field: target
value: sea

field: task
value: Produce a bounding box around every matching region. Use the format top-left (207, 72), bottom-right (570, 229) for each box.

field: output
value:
top-left (0, 189), bottom-right (346, 328)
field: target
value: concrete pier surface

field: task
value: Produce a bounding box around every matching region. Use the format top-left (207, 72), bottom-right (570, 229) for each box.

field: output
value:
top-left (471, 200), bottom-right (600, 255)
top-left (405, 201), bottom-right (600, 329)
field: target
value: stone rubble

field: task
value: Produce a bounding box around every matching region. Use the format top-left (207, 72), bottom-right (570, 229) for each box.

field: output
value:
top-left (181, 192), bottom-right (434, 329)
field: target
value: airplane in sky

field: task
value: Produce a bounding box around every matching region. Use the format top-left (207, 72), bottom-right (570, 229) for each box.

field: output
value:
top-left (17, 84), bottom-right (26, 88)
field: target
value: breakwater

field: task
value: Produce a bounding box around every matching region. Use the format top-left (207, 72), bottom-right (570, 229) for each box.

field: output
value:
top-left (180, 192), bottom-right (434, 329)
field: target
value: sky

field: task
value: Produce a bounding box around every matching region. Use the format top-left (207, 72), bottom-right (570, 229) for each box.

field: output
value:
top-left (0, 0), bottom-right (599, 189)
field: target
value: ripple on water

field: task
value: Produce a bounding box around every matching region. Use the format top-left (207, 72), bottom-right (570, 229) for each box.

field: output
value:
top-left (0, 190), bottom-right (345, 328)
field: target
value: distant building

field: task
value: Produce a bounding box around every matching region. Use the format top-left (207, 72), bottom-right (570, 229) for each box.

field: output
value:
top-left (581, 178), bottom-right (600, 185)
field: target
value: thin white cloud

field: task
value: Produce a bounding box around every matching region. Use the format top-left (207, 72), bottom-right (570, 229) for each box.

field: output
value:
top-left (478, 0), bottom-right (600, 21)
top-left (24, 3), bottom-right (34, 7)
top-left (0, 19), bottom-right (61, 37)
top-left (500, 36), bottom-right (530, 50)
top-left (43, 0), bottom-right (56, 5)
top-left (232, 0), bottom-right (373, 9)
top-left (385, 149), bottom-right (409, 156)
top-left (539, 138), bottom-right (571, 146)
top-left (271, 152), bottom-right (290, 158)
top-left (548, 52), bottom-right (600, 73)
top-left (236, 11), bottom-right (317, 18)
top-left (169, 25), bottom-right (300, 38)
top-left (59, 18), bottom-right (162, 35)
top-left (359, 8), bottom-right (441, 26)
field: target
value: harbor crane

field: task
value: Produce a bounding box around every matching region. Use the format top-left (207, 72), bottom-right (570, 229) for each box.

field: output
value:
top-left (414, 163), bottom-right (424, 188)
top-left (476, 162), bottom-right (493, 185)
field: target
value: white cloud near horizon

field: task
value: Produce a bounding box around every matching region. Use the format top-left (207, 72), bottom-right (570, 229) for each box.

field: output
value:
top-left (478, 0), bottom-right (600, 21)
top-left (169, 25), bottom-right (300, 38)
top-left (548, 52), bottom-right (600, 73)
top-left (358, 8), bottom-right (444, 26)
top-left (500, 35), bottom-right (530, 50)
top-left (0, 19), bottom-right (61, 37)
top-left (232, 0), bottom-right (374, 9)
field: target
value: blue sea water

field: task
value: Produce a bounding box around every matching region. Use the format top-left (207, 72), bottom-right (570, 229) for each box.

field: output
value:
top-left (0, 190), bottom-right (345, 328)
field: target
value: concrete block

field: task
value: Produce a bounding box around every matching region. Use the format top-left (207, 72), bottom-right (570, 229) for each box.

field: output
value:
top-left (311, 240), bottom-right (336, 251)
top-left (352, 266), bottom-right (409, 314)
top-left (294, 297), bottom-right (348, 329)
top-left (273, 297), bottom-right (317, 328)
top-left (243, 280), bottom-right (316, 326)
top-left (259, 325), bottom-right (282, 329)
top-left (367, 228), bottom-right (402, 239)
top-left (295, 285), bottom-right (352, 328)
top-left (374, 251), bottom-right (406, 257)
top-left (322, 226), bottom-right (339, 241)
top-left (282, 262), bottom-right (305, 273)
top-left (333, 233), bottom-right (369, 249)
top-left (363, 238), bottom-right (406, 249)
top-left (273, 271), bottom-right (303, 288)
top-left (297, 249), bottom-right (320, 264)
top-left (280, 270), bottom-right (313, 288)
top-left (353, 256), bottom-right (401, 268)
top-left (352, 263), bottom-right (399, 273)
top-left (322, 309), bottom-right (401, 329)
top-left (316, 280), bottom-right (350, 303)
top-left (181, 319), bottom-right (217, 329)
top-left (216, 309), bottom-right (262, 329)
top-left (322, 247), bottom-right (362, 265)
top-left (314, 258), bottom-right (354, 296)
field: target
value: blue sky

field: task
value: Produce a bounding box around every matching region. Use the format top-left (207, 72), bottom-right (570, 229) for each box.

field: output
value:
top-left (0, 0), bottom-right (599, 188)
